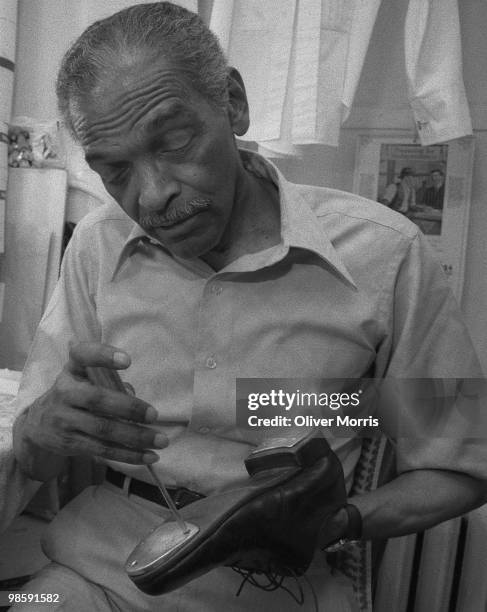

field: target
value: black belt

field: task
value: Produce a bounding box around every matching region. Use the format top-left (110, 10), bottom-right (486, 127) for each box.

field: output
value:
top-left (105, 467), bottom-right (205, 509)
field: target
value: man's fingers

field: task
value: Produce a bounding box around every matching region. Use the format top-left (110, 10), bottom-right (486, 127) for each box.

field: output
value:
top-left (67, 342), bottom-right (131, 377)
top-left (70, 409), bottom-right (168, 452)
top-left (68, 432), bottom-right (160, 465)
top-left (59, 378), bottom-right (157, 424)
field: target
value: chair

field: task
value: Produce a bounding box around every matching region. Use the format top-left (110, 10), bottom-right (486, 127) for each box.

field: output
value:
top-left (329, 436), bottom-right (395, 611)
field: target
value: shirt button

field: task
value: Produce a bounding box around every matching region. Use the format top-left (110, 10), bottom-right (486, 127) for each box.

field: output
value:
top-left (205, 356), bottom-right (217, 369)
top-left (199, 426), bottom-right (210, 434)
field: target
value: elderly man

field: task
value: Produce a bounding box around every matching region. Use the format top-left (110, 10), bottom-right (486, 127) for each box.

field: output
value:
top-left (10, 3), bottom-right (487, 611)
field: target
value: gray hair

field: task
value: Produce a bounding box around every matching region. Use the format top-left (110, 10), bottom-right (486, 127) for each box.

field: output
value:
top-left (56, 2), bottom-right (229, 138)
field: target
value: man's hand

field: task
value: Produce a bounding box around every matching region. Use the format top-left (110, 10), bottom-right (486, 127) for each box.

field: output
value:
top-left (13, 342), bottom-right (167, 481)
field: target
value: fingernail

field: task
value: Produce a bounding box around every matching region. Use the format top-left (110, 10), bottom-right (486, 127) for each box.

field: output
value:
top-left (154, 434), bottom-right (167, 448)
top-left (145, 406), bottom-right (158, 423)
top-left (113, 351), bottom-right (130, 367)
top-left (143, 452), bottom-right (159, 464)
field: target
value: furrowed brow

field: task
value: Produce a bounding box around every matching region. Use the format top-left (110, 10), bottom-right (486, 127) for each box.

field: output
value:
top-left (84, 104), bottom-right (196, 165)
top-left (141, 104), bottom-right (197, 136)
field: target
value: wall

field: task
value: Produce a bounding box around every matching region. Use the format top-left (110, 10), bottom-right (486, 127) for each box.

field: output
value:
top-left (12, 0), bottom-right (197, 121)
top-left (456, 0), bottom-right (487, 375)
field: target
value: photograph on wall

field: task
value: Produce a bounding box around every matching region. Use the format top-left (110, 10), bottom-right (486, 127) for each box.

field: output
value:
top-left (377, 143), bottom-right (447, 237)
top-left (353, 135), bottom-right (475, 300)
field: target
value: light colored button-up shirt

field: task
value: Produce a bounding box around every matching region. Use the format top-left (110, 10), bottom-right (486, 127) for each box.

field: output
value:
top-left (13, 150), bottom-right (485, 499)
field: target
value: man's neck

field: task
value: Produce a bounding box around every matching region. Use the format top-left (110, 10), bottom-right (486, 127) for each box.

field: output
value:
top-left (201, 172), bottom-right (281, 271)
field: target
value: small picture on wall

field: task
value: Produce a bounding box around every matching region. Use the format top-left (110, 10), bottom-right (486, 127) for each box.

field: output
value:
top-left (353, 135), bottom-right (475, 300)
top-left (377, 143), bottom-right (447, 237)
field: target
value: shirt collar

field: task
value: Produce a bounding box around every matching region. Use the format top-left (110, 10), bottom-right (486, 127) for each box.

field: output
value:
top-left (112, 149), bottom-right (356, 287)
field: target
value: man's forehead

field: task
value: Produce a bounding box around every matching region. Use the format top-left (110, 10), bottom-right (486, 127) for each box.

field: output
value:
top-left (83, 102), bottom-right (198, 162)
top-left (86, 57), bottom-right (194, 114)
top-left (74, 61), bottom-right (202, 146)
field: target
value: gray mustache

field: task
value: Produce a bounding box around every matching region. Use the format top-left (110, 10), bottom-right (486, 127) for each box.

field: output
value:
top-left (139, 197), bottom-right (211, 229)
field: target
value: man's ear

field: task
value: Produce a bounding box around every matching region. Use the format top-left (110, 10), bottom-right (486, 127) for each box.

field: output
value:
top-left (226, 67), bottom-right (249, 136)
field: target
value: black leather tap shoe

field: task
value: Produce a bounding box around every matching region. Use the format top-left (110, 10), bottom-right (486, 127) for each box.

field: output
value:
top-left (125, 431), bottom-right (347, 595)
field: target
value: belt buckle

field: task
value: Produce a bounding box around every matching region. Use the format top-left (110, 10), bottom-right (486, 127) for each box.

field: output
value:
top-left (172, 487), bottom-right (204, 509)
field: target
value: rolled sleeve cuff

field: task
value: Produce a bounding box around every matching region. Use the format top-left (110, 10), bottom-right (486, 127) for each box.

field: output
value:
top-left (396, 437), bottom-right (487, 484)
top-left (409, 83), bottom-right (473, 145)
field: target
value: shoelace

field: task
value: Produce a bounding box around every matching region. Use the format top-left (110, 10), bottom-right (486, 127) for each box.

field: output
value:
top-left (231, 565), bottom-right (320, 611)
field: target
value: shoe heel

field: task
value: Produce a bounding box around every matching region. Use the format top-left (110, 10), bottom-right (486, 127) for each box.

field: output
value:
top-left (244, 430), bottom-right (330, 475)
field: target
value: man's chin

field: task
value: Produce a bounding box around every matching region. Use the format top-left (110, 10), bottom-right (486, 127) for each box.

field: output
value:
top-left (142, 214), bottom-right (219, 261)
top-left (157, 234), bottom-right (218, 261)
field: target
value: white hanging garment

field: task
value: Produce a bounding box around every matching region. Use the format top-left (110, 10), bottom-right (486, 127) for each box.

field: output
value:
top-left (341, 0), bottom-right (382, 121)
top-left (211, 0), bottom-right (382, 155)
top-left (405, 0), bottom-right (472, 145)
top-left (211, 0), bottom-right (296, 145)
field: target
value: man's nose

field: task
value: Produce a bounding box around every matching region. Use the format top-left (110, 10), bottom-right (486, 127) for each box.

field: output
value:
top-left (136, 162), bottom-right (181, 211)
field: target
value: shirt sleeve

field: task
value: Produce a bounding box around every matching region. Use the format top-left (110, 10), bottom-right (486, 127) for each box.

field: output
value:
top-left (376, 229), bottom-right (487, 481)
top-left (14, 224), bottom-right (101, 417)
top-left (405, 0), bottom-right (472, 145)
top-left (0, 225), bottom-right (100, 530)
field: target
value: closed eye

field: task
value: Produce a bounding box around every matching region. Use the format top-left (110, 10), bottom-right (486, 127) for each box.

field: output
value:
top-left (155, 129), bottom-right (193, 153)
top-left (104, 165), bottom-right (130, 186)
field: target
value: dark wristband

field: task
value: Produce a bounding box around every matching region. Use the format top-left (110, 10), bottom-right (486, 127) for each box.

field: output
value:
top-left (321, 503), bottom-right (363, 553)
top-left (344, 502), bottom-right (362, 540)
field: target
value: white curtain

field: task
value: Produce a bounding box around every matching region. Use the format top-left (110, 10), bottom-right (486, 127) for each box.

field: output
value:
top-left (211, 0), bottom-right (472, 156)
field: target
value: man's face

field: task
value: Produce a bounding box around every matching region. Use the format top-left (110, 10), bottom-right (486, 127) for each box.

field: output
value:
top-left (402, 174), bottom-right (415, 188)
top-left (431, 171), bottom-right (444, 189)
top-left (79, 57), bottom-right (246, 259)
